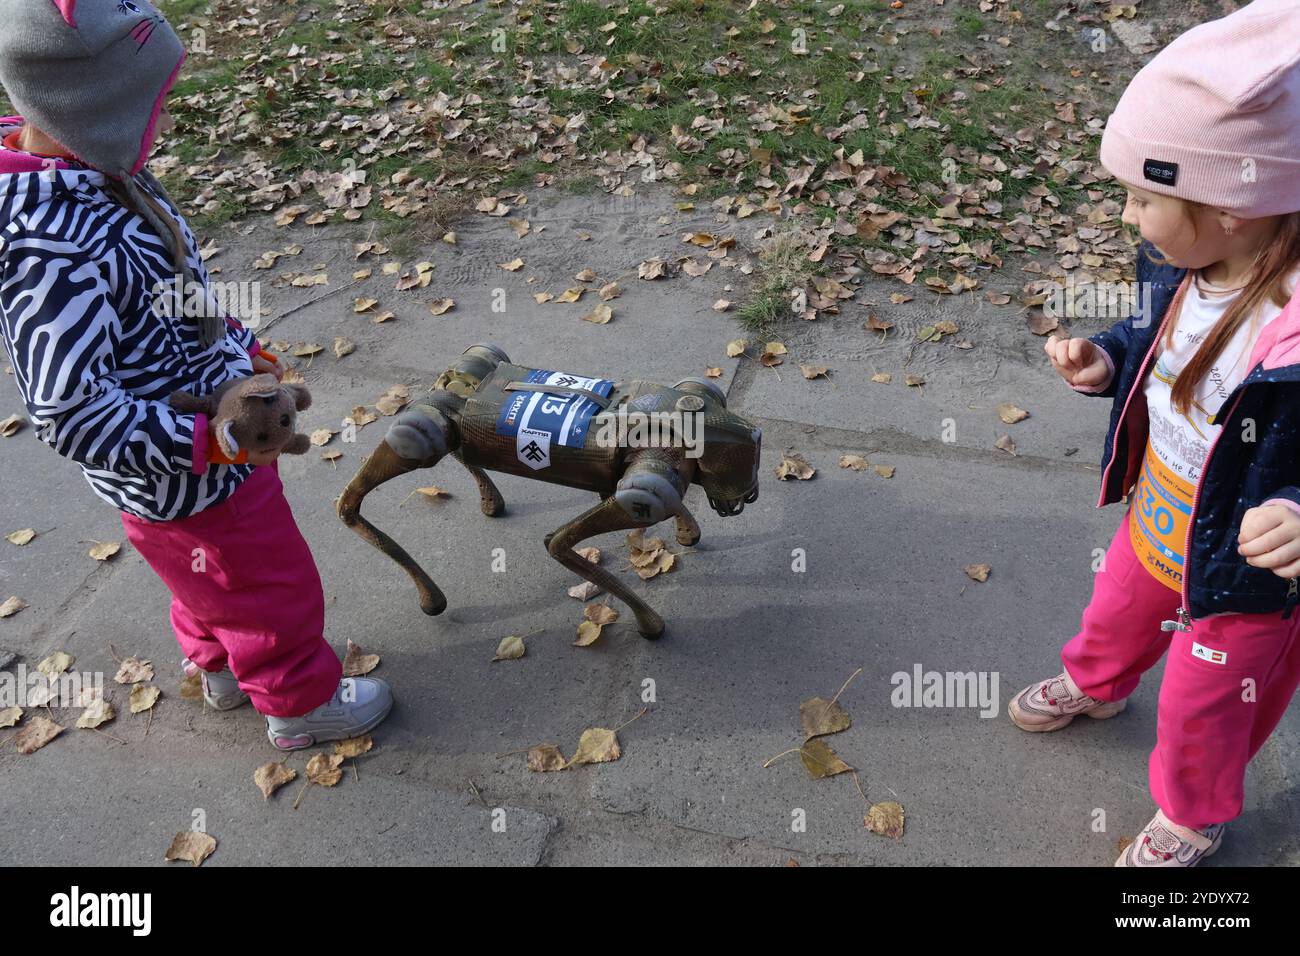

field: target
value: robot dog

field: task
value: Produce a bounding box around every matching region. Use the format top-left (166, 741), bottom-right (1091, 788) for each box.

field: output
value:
top-left (337, 344), bottom-right (762, 638)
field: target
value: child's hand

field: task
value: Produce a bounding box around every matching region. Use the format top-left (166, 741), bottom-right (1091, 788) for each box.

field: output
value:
top-left (251, 353), bottom-right (283, 381)
top-left (1238, 504), bottom-right (1300, 578)
top-left (247, 447), bottom-right (281, 467)
top-left (1044, 335), bottom-right (1110, 388)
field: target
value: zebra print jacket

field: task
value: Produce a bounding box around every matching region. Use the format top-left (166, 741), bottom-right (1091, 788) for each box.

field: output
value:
top-left (0, 124), bottom-right (258, 520)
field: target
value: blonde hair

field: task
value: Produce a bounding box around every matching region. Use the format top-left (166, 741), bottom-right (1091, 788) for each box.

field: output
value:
top-left (1146, 204), bottom-right (1300, 415)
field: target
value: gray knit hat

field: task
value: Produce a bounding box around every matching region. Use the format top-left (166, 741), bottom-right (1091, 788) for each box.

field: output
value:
top-left (0, 1), bottom-right (220, 346)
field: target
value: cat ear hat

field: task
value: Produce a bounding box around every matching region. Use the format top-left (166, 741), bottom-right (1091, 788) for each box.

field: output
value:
top-left (0, 1), bottom-right (221, 347)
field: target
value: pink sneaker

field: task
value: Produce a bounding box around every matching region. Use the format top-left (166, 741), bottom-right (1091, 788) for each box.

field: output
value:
top-left (1007, 670), bottom-right (1126, 732)
top-left (1116, 810), bottom-right (1224, 867)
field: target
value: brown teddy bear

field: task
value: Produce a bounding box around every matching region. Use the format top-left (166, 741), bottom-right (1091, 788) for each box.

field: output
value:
top-left (170, 373), bottom-right (313, 465)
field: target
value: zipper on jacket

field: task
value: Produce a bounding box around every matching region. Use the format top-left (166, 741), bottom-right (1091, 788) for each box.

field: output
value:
top-left (1174, 390), bottom-right (1245, 627)
top-left (1284, 577), bottom-right (1299, 621)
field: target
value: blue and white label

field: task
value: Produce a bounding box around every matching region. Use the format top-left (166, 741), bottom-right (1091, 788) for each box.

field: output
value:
top-left (496, 369), bottom-right (614, 470)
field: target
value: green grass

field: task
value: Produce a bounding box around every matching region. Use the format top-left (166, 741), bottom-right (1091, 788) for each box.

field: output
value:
top-left (143, 2), bottom-right (1129, 322)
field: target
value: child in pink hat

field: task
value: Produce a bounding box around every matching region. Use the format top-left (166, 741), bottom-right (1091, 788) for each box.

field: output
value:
top-left (1011, 0), bottom-right (1300, 865)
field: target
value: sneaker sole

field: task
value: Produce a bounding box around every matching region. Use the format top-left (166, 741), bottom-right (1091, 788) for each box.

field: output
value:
top-left (267, 693), bottom-right (395, 751)
top-left (1008, 696), bottom-right (1127, 732)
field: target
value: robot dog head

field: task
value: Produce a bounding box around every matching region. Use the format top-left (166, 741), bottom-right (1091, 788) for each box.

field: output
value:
top-left (674, 378), bottom-right (761, 517)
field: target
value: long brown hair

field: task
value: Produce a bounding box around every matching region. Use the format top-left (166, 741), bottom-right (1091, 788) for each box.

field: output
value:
top-left (1150, 207), bottom-right (1300, 415)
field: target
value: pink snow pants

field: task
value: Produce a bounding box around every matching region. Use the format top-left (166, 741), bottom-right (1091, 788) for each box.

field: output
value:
top-left (120, 463), bottom-right (341, 718)
top-left (1061, 509), bottom-right (1300, 828)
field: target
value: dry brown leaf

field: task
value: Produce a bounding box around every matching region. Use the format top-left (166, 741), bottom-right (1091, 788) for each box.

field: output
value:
top-left (305, 752), bottom-right (345, 787)
top-left (775, 452), bottom-right (815, 480)
top-left (343, 640), bottom-right (379, 677)
top-left (76, 698), bottom-right (115, 729)
top-left (499, 258), bottom-right (525, 272)
top-left (6, 528), bottom-right (35, 546)
top-left (800, 739), bottom-right (853, 779)
top-left (569, 727), bottom-right (621, 766)
top-left (584, 604), bottom-right (619, 626)
top-left (1027, 310), bottom-right (1059, 336)
top-left (15, 715), bottom-right (64, 754)
top-left (179, 672), bottom-right (203, 700)
top-left (633, 551), bottom-right (676, 580)
top-left (638, 258), bottom-right (670, 279)
top-left (333, 337), bottom-right (355, 359)
top-left (760, 341), bottom-right (788, 367)
top-left (375, 385), bottom-right (411, 416)
top-left (88, 541), bottom-right (120, 561)
top-left (839, 454), bottom-right (870, 471)
top-left (0, 414), bottom-right (24, 437)
top-left (964, 563), bottom-right (992, 583)
top-left (310, 428), bottom-right (335, 447)
top-left (254, 762), bottom-right (297, 799)
top-left (864, 801), bottom-right (905, 840)
top-left (555, 286), bottom-right (584, 303)
top-left (871, 372), bottom-right (892, 384)
top-left (598, 282), bottom-right (621, 301)
top-left (348, 406), bottom-right (378, 427)
top-left (353, 297), bottom-right (379, 314)
top-left (129, 684), bottom-right (161, 714)
top-left (573, 621), bottom-right (603, 647)
top-left (334, 736), bottom-right (374, 759)
top-left (37, 651), bottom-right (74, 680)
top-left (568, 581), bottom-right (603, 601)
top-left (527, 744), bottom-right (567, 773)
top-left (874, 465), bottom-right (896, 479)
top-left (165, 831), bottom-right (217, 867)
top-left (0, 706), bottom-right (22, 727)
top-left (493, 635), bottom-right (527, 661)
top-left (726, 339), bottom-right (748, 357)
top-left (428, 298), bottom-right (455, 316)
top-left (995, 434), bottom-right (1018, 456)
top-left (800, 697), bottom-right (851, 740)
top-left (114, 657), bottom-right (154, 684)
top-left (581, 303), bottom-right (613, 325)
top-left (627, 529), bottom-right (666, 553)
top-left (997, 403), bottom-right (1030, 424)
top-left (712, 299), bottom-right (731, 312)
top-left (800, 364), bottom-right (830, 380)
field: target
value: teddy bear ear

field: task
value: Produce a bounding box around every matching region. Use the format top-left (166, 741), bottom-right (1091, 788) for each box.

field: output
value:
top-left (240, 373), bottom-right (281, 400)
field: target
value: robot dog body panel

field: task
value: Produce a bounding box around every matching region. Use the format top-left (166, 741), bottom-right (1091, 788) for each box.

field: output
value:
top-left (455, 361), bottom-right (680, 494)
top-left (338, 344), bottom-right (761, 638)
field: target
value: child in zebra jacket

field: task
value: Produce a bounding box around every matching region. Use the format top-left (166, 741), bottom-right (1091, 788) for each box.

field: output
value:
top-left (0, 0), bottom-right (392, 750)
top-left (1013, 0), bottom-right (1300, 865)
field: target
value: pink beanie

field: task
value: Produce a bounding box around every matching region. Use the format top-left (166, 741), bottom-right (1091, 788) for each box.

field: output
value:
top-left (1099, 0), bottom-right (1300, 218)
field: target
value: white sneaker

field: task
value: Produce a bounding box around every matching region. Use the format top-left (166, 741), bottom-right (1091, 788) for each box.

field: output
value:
top-left (1116, 810), bottom-right (1224, 866)
top-left (265, 677), bottom-right (393, 751)
top-left (181, 658), bottom-right (250, 711)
